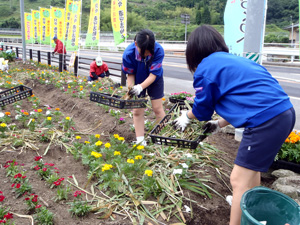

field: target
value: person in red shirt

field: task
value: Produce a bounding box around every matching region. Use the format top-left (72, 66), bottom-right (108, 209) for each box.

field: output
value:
top-left (52, 36), bottom-right (67, 71)
top-left (89, 56), bottom-right (110, 81)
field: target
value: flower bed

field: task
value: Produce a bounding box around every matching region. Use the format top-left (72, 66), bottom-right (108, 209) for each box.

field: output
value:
top-left (0, 61), bottom-right (238, 224)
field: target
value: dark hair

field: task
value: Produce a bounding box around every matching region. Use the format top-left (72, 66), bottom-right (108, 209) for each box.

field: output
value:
top-left (186, 25), bottom-right (229, 73)
top-left (134, 29), bottom-right (155, 58)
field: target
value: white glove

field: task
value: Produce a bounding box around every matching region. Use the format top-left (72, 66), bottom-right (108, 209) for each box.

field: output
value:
top-left (129, 84), bottom-right (143, 96)
top-left (202, 120), bottom-right (221, 134)
top-left (174, 110), bottom-right (191, 131)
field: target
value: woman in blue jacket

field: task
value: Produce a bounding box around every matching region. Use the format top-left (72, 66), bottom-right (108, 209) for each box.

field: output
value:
top-left (174, 25), bottom-right (295, 225)
top-left (122, 29), bottom-right (165, 145)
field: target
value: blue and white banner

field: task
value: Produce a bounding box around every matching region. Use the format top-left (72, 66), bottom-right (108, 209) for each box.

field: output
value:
top-left (224, 0), bottom-right (247, 57)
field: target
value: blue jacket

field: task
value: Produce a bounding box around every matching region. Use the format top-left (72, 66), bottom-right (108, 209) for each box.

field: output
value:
top-left (192, 52), bottom-right (293, 128)
top-left (122, 42), bottom-right (164, 84)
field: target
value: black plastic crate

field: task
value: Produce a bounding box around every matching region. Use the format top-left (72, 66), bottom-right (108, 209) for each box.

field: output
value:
top-left (149, 104), bottom-right (207, 149)
top-left (0, 85), bottom-right (33, 107)
top-left (90, 92), bottom-right (147, 109)
top-left (169, 96), bottom-right (185, 104)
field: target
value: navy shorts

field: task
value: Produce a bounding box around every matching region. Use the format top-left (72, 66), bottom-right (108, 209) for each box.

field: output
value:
top-left (234, 107), bottom-right (295, 172)
top-left (138, 77), bottom-right (164, 100)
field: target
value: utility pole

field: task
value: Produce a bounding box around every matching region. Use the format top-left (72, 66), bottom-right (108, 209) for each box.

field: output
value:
top-left (290, 16), bottom-right (294, 48)
top-left (20, 0), bottom-right (26, 62)
top-left (181, 14), bottom-right (190, 44)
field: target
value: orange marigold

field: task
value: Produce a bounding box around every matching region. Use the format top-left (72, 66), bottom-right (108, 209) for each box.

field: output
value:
top-left (23, 112), bottom-right (29, 116)
top-left (5, 112), bottom-right (10, 116)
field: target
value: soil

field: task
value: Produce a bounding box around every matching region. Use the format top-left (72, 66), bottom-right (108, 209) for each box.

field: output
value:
top-left (0, 63), bottom-right (277, 225)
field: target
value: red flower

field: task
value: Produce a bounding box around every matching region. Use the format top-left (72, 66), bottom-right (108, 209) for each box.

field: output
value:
top-left (14, 174), bottom-right (18, 178)
top-left (16, 184), bottom-right (21, 189)
top-left (22, 176), bottom-right (27, 179)
top-left (48, 163), bottom-right (54, 167)
top-left (0, 220), bottom-right (6, 223)
top-left (0, 191), bottom-right (2, 194)
top-left (0, 195), bottom-right (5, 202)
top-left (32, 197), bottom-right (38, 202)
top-left (11, 183), bottom-right (15, 188)
top-left (18, 173), bottom-right (22, 178)
top-left (53, 181), bottom-right (61, 186)
top-left (35, 205), bottom-right (42, 208)
top-left (3, 165), bottom-right (9, 168)
top-left (34, 156), bottom-right (42, 161)
top-left (68, 175), bottom-right (73, 178)
top-left (34, 165), bottom-right (40, 170)
top-left (44, 163), bottom-right (49, 166)
top-left (42, 168), bottom-right (47, 172)
top-left (59, 178), bottom-right (64, 181)
top-left (25, 197), bottom-right (30, 201)
top-left (4, 213), bottom-right (13, 219)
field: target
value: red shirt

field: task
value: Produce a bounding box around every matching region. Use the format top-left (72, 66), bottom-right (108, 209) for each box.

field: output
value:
top-left (54, 39), bottom-right (67, 54)
top-left (89, 61), bottom-right (109, 77)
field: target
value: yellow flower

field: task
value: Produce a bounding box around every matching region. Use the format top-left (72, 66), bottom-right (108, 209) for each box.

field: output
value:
top-left (145, 170), bottom-right (153, 177)
top-left (91, 151), bottom-right (102, 158)
top-left (95, 141), bottom-right (103, 146)
top-left (0, 123), bottom-right (7, 127)
top-left (95, 134), bottom-right (100, 138)
top-left (113, 134), bottom-right (119, 139)
top-left (133, 144), bottom-right (137, 148)
top-left (85, 141), bottom-right (90, 144)
top-left (105, 143), bottom-right (111, 148)
top-left (118, 137), bottom-right (124, 141)
top-left (75, 136), bottom-right (81, 139)
top-left (135, 155), bottom-right (143, 160)
top-left (68, 86), bottom-right (71, 89)
top-left (137, 145), bottom-right (144, 150)
top-left (37, 109), bottom-right (42, 113)
top-left (66, 117), bottom-right (70, 120)
top-left (120, 86), bottom-right (123, 89)
top-left (127, 159), bottom-right (135, 164)
top-left (47, 117), bottom-right (52, 121)
top-left (102, 164), bottom-right (113, 172)
top-left (114, 151), bottom-right (121, 156)
top-left (93, 85), bottom-right (95, 87)
top-left (31, 119), bottom-right (35, 122)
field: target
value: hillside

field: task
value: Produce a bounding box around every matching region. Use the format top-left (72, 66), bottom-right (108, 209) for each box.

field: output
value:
top-left (0, 0), bottom-right (296, 40)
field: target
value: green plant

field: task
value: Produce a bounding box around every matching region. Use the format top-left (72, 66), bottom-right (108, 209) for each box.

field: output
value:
top-left (34, 206), bottom-right (54, 225)
top-left (69, 191), bottom-right (91, 217)
top-left (276, 131), bottom-right (300, 163)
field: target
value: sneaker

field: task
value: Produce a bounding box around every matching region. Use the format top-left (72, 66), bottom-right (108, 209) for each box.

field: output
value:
top-left (226, 195), bottom-right (233, 206)
top-left (132, 140), bottom-right (147, 146)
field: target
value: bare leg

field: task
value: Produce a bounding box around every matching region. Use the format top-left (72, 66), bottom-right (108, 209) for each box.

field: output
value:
top-left (133, 108), bottom-right (145, 138)
top-left (229, 165), bottom-right (261, 225)
top-left (151, 98), bottom-right (165, 123)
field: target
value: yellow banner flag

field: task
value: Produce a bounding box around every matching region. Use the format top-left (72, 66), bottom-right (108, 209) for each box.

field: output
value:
top-left (111, 0), bottom-right (127, 45)
top-left (24, 12), bottom-right (33, 44)
top-left (31, 9), bottom-right (41, 44)
top-left (50, 7), bottom-right (65, 47)
top-left (85, 0), bottom-right (100, 47)
top-left (66, 0), bottom-right (82, 51)
top-left (40, 8), bottom-right (51, 45)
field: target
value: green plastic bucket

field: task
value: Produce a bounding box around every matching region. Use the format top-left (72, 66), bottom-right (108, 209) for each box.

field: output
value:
top-left (241, 186), bottom-right (300, 225)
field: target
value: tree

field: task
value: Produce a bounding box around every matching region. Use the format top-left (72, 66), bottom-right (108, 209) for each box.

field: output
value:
top-left (202, 6), bottom-right (211, 24)
top-left (195, 10), bottom-right (201, 25)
